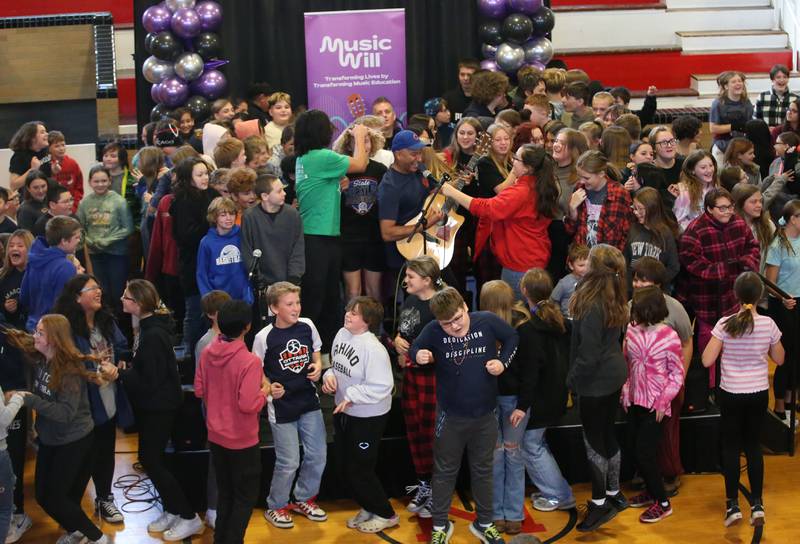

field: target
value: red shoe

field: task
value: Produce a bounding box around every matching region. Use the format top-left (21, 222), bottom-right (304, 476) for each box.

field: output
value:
top-left (640, 501), bottom-right (672, 523)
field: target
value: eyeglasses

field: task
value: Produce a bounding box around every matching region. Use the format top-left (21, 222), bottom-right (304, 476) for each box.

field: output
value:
top-left (655, 138), bottom-right (677, 147)
top-left (440, 311), bottom-right (466, 328)
top-left (512, 156), bottom-right (523, 162)
top-left (712, 204), bottom-right (735, 212)
top-left (121, 295), bottom-right (136, 302)
top-left (80, 285), bottom-right (101, 294)
top-left (33, 330), bottom-right (44, 338)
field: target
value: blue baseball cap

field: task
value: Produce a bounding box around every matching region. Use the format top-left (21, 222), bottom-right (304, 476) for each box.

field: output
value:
top-left (391, 130), bottom-right (426, 152)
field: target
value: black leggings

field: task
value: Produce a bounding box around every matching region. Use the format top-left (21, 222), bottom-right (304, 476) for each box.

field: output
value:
top-left (718, 389), bottom-right (767, 501)
top-left (579, 392), bottom-right (622, 500)
top-left (91, 417), bottom-right (117, 499)
top-left (35, 433), bottom-right (102, 541)
top-left (7, 411), bottom-right (27, 514)
top-left (769, 297), bottom-right (798, 401)
top-left (302, 235), bottom-right (342, 353)
top-left (628, 406), bottom-right (667, 502)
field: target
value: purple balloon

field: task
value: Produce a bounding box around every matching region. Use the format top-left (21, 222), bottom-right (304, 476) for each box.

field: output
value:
top-left (150, 82), bottom-right (165, 104)
top-left (171, 7), bottom-right (202, 38)
top-left (524, 61), bottom-right (546, 71)
top-left (142, 5), bottom-right (172, 33)
top-left (480, 59), bottom-right (500, 72)
top-left (481, 43), bottom-right (498, 59)
top-left (190, 69), bottom-right (227, 100)
top-left (160, 76), bottom-right (190, 107)
top-left (195, 1), bottom-right (223, 31)
top-left (478, 0), bottom-right (508, 20)
top-left (509, 0), bottom-right (543, 15)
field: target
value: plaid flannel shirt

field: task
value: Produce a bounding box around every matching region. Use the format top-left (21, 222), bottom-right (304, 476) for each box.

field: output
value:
top-left (677, 213), bottom-right (760, 324)
top-left (564, 181), bottom-right (632, 251)
top-left (755, 88), bottom-right (800, 127)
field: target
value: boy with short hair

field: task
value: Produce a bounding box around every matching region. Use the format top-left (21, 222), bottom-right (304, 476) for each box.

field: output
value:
top-left (194, 299), bottom-right (270, 544)
top-left (19, 215), bottom-right (81, 330)
top-left (226, 167), bottom-right (258, 225)
top-left (563, 82), bottom-right (594, 129)
top-left (755, 64), bottom-right (799, 127)
top-left (43, 130), bottom-right (83, 211)
top-left (196, 197), bottom-right (253, 304)
top-left (552, 244), bottom-right (590, 319)
top-left (523, 94), bottom-right (553, 129)
top-left (591, 92), bottom-right (615, 122)
top-left (243, 136), bottom-right (270, 171)
top-left (542, 68), bottom-right (567, 120)
top-left (32, 184), bottom-right (74, 238)
top-left (253, 282), bottom-right (326, 529)
top-left (410, 287), bottom-right (519, 544)
top-left (0, 188), bottom-right (18, 234)
top-left (213, 138), bottom-right (246, 169)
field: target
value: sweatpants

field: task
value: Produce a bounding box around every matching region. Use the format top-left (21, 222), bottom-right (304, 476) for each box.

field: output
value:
top-left (769, 297), bottom-right (798, 402)
top-left (136, 410), bottom-right (194, 518)
top-left (6, 411), bottom-right (26, 514)
top-left (91, 417), bottom-right (117, 499)
top-left (431, 408), bottom-right (497, 528)
top-left (402, 367), bottom-right (436, 479)
top-left (656, 387), bottom-right (684, 478)
top-left (302, 235), bottom-right (342, 353)
top-left (35, 433), bottom-right (102, 541)
top-left (209, 442), bottom-right (260, 544)
top-left (579, 393), bottom-right (622, 501)
top-left (333, 412), bottom-right (394, 519)
top-left (627, 406), bottom-right (667, 502)
top-left (718, 389), bottom-right (767, 500)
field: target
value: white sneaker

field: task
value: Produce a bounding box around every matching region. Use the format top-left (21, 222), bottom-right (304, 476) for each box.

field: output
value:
top-left (87, 536), bottom-right (110, 544)
top-left (163, 514), bottom-right (204, 541)
top-left (147, 511), bottom-right (179, 532)
top-left (5, 513), bottom-right (32, 543)
top-left (55, 531), bottom-right (84, 544)
top-left (346, 509), bottom-right (372, 529)
top-left (356, 514), bottom-right (400, 533)
top-left (205, 508), bottom-right (217, 529)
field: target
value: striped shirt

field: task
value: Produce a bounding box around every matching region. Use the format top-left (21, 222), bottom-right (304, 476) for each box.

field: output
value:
top-left (711, 314), bottom-right (781, 394)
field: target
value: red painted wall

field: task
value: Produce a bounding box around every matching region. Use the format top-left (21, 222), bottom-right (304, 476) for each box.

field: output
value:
top-left (0, 1), bottom-right (133, 25)
top-left (552, 0), bottom-right (661, 7)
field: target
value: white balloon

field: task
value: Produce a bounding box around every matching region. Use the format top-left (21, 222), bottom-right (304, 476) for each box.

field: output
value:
top-left (174, 52), bottom-right (204, 82)
top-left (142, 55), bottom-right (175, 84)
top-left (165, 0), bottom-right (196, 12)
top-left (495, 42), bottom-right (525, 73)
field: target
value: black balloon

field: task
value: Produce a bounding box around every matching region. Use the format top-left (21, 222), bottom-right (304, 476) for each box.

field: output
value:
top-left (144, 32), bottom-right (157, 54)
top-left (502, 13), bottom-right (533, 44)
top-left (478, 21), bottom-right (504, 47)
top-left (151, 31), bottom-right (183, 61)
top-left (530, 7), bottom-right (555, 36)
top-left (150, 103), bottom-right (173, 122)
top-left (185, 95), bottom-right (210, 120)
top-left (194, 32), bottom-right (221, 59)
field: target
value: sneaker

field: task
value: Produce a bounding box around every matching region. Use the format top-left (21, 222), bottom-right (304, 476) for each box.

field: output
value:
top-left (88, 536), bottom-right (110, 544)
top-left (532, 496), bottom-right (576, 512)
top-left (430, 521), bottom-right (454, 544)
top-left (639, 501), bottom-right (672, 523)
top-left (724, 501), bottom-right (742, 527)
top-left (406, 481), bottom-right (432, 513)
top-left (95, 496), bottom-right (124, 523)
top-left (606, 491), bottom-right (629, 512)
top-left (147, 511), bottom-right (179, 532)
top-left (576, 501), bottom-right (617, 532)
top-left (493, 519), bottom-right (506, 533)
top-left (505, 520), bottom-right (521, 534)
top-left (163, 514), bottom-right (204, 541)
top-left (750, 501), bottom-right (765, 527)
top-left (468, 521), bottom-right (505, 543)
top-left (628, 492), bottom-right (655, 508)
top-left (5, 513), bottom-right (32, 543)
top-left (416, 498), bottom-right (432, 519)
top-left (356, 513), bottom-right (399, 533)
top-left (55, 532), bottom-right (84, 544)
top-left (264, 507), bottom-right (294, 529)
top-left (346, 509), bottom-right (372, 529)
top-left (290, 498), bottom-right (327, 522)
top-left (205, 508), bottom-right (216, 529)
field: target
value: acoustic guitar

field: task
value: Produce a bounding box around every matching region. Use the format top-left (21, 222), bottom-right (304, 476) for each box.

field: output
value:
top-left (396, 133), bottom-right (492, 269)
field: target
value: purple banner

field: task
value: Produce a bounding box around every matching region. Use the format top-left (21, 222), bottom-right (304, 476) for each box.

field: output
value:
top-left (304, 8), bottom-right (407, 135)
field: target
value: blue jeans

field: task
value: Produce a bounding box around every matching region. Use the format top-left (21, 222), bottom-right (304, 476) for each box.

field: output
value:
top-left (183, 294), bottom-right (203, 355)
top-left (267, 409), bottom-right (327, 509)
top-left (522, 427), bottom-right (574, 503)
top-left (91, 252), bottom-right (129, 304)
top-left (500, 268), bottom-right (525, 302)
top-left (0, 450), bottom-right (15, 543)
top-left (493, 395), bottom-right (529, 521)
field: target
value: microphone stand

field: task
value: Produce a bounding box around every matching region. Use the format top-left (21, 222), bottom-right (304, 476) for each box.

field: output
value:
top-left (405, 174), bottom-right (447, 258)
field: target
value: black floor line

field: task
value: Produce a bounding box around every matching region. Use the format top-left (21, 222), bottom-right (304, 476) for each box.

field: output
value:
top-left (543, 507), bottom-right (579, 543)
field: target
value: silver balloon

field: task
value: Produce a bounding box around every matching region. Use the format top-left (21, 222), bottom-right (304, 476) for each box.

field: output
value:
top-left (142, 55), bottom-right (175, 84)
top-left (481, 42), bottom-right (498, 59)
top-left (165, 0), bottom-right (196, 11)
top-left (495, 42), bottom-right (525, 73)
top-left (523, 36), bottom-right (553, 66)
top-left (174, 52), bottom-right (204, 81)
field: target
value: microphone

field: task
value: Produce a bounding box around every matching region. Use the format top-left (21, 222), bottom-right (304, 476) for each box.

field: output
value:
top-left (247, 249), bottom-right (262, 282)
top-left (420, 169), bottom-right (442, 187)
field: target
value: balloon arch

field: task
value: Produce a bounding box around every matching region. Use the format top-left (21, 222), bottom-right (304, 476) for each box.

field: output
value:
top-left (476, 0), bottom-right (555, 74)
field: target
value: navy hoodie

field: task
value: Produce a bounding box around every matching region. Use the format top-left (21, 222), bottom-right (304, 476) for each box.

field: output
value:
top-left (20, 237), bottom-right (76, 331)
top-left (196, 225), bottom-right (254, 304)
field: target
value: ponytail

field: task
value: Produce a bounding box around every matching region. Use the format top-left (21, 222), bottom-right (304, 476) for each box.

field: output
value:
top-left (531, 299), bottom-right (566, 333)
top-left (773, 199), bottom-right (800, 255)
top-left (722, 303), bottom-right (756, 338)
top-left (723, 272), bottom-right (763, 338)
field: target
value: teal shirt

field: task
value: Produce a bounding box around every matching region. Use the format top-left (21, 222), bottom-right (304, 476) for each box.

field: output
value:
top-left (76, 191), bottom-right (133, 256)
top-left (766, 234), bottom-right (800, 296)
top-left (295, 148), bottom-right (350, 236)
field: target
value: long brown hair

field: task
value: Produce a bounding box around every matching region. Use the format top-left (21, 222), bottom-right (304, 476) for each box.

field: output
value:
top-left (724, 137), bottom-right (758, 175)
top-left (569, 244), bottom-right (628, 327)
top-left (557, 128), bottom-right (589, 186)
top-left (575, 150), bottom-right (622, 183)
top-left (599, 126), bottom-right (632, 170)
top-left (5, 314), bottom-right (100, 391)
top-left (447, 117), bottom-right (482, 166)
top-left (480, 280), bottom-right (530, 327)
top-left (520, 268), bottom-right (565, 333)
top-left (732, 184), bottom-right (773, 250)
top-left (680, 149), bottom-right (718, 213)
top-left (632, 187), bottom-right (679, 248)
top-left (722, 272), bottom-right (762, 337)
top-left (0, 229), bottom-right (33, 281)
top-left (518, 145), bottom-right (560, 219)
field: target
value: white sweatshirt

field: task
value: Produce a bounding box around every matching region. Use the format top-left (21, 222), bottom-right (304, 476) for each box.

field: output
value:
top-left (324, 327), bottom-right (393, 418)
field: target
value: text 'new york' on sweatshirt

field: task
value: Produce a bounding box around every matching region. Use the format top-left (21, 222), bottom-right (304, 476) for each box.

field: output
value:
top-left (409, 311), bottom-right (519, 418)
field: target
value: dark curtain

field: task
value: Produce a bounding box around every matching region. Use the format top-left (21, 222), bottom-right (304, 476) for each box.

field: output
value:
top-left (134, 0), bottom-right (480, 130)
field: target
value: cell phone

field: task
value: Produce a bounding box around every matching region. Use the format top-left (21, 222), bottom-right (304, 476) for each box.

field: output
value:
top-left (784, 149), bottom-right (798, 177)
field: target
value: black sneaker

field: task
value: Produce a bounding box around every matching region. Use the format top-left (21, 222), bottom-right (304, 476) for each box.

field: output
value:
top-left (606, 491), bottom-right (629, 512)
top-left (724, 501), bottom-right (742, 527)
top-left (750, 500), bottom-right (765, 527)
top-left (576, 501), bottom-right (617, 532)
top-left (95, 497), bottom-right (124, 523)
top-left (468, 521), bottom-right (505, 543)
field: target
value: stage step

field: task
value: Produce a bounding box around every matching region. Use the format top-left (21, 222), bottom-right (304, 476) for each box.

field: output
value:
top-left (667, 0), bottom-right (771, 8)
top-left (691, 71), bottom-right (800, 97)
top-left (678, 30), bottom-right (789, 52)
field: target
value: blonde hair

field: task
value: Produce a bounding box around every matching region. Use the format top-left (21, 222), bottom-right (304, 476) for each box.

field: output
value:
top-left (487, 123), bottom-right (513, 179)
top-left (268, 92), bottom-right (292, 108)
top-left (542, 68), bottom-right (567, 93)
top-left (0, 229), bottom-right (33, 280)
top-left (569, 244), bottom-right (628, 327)
top-left (446, 117), bottom-right (483, 166)
top-left (332, 124), bottom-right (385, 158)
top-left (480, 280), bottom-right (530, 327)
top-left (206, 196), bottom-right (238, 224)
top-left (267, 281), bottom-right (301, 307)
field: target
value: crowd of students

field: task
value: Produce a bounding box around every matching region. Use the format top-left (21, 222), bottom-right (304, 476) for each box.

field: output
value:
top-left (0, 59), bottom-right (797, 544)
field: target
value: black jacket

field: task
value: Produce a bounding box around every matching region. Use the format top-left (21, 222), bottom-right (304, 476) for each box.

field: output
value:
top-left (171, 188), bottom-right (220, 296)
top-left (568, 305), bottom-right (627, 398)
top-left (120, 313), bottom-right (182, 413)
top-left (520, 315), bottom-right (570, 429)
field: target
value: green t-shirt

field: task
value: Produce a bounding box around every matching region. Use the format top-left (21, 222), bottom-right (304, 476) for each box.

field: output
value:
top-left (295, 148), bottom-right (351, 236)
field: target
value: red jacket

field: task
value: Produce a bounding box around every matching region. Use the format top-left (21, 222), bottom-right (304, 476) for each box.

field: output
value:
top-left (145, 194), bottom-right (178, 279)
top-left (53, 155), bottom-right (83, 212)
top-left (469, 175), bottom-right (551, 272)
top-left (564, 180), bottom-right (632, 251)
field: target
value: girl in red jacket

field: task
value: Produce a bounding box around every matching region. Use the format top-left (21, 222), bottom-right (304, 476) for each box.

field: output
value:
top-left (441, 144), bottom-right (560, 300)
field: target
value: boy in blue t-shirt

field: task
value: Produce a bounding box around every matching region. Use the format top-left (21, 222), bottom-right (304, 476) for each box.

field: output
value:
top-left (252, 282), bottom-right (325, 529)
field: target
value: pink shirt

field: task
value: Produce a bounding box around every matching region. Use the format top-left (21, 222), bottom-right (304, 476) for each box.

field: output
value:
top-left (622, 323), bottom-right (685, 416)
top-left (711, 314), bottom-right (781, 394)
